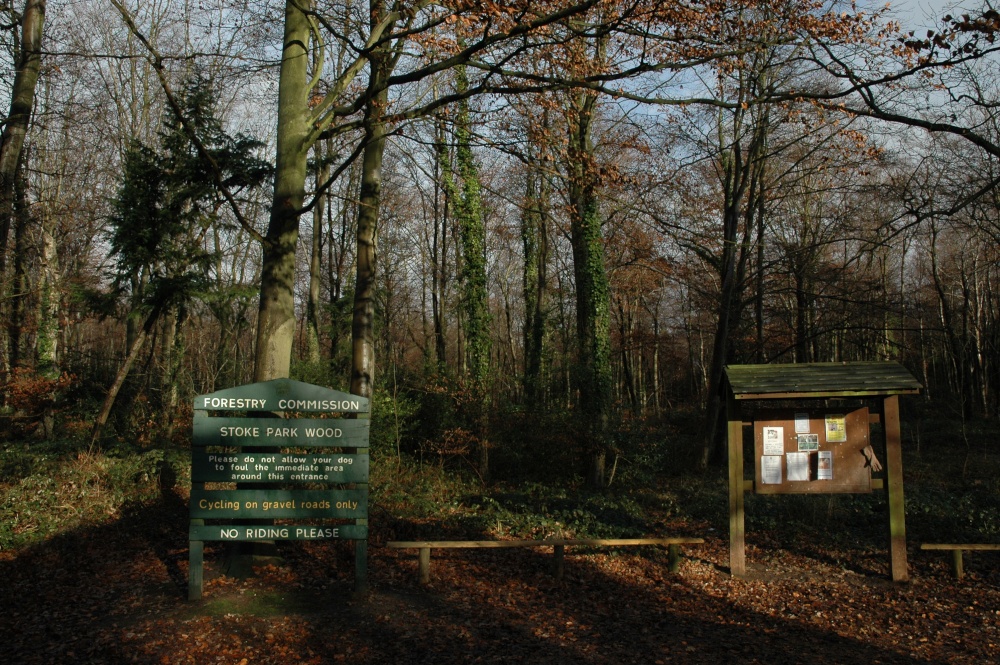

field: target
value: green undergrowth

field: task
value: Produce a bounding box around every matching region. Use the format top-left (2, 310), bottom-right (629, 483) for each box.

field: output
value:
top-left (371, 454), bottom-right (697, 541)
top-left (0, 439), bottom-right (187, 552)
top-left (2, 412), bottom-right (999, 557)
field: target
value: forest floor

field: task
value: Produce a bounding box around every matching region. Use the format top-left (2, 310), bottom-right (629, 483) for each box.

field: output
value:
top-left (1, 454), bottom-right (999, 665)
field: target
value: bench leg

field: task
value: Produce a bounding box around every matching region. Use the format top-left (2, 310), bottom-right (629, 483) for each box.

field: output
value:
top-left (418, 547), bottom-right (431, 585)
top-left (951, 549), bottom-right (964, 580)
top-left (668, 544), bottom-right (681, 573)
top-left (553, 545), bottom-right (565, 580)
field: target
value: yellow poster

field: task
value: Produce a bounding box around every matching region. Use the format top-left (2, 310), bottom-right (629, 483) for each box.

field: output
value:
top-left (825, 414), bottom-right (847, 443)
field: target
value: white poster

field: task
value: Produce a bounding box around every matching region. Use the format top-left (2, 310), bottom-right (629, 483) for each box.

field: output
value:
top-left (817, 451), bottom-right (833, 480)
top-left (794, 413), bottom-right (810, 434)
top-left (761, 455), bottom-right (782, 484)
top-left (763, 426), bottom-right (784, 456)
top-left (786, 452), bottom-right (810, 481)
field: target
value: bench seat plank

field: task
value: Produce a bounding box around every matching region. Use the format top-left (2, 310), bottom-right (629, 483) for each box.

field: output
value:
top-left (387, 537), bottom-right (703, 549)
top-left (387, 537), bottom-right (704, 584)
top-left (920, 543), bottom-right (1000, 579)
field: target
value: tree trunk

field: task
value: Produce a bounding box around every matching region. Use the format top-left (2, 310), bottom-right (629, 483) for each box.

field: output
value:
top-left (567, 91), bottom-right (613, 488)
top-left (9, 162), bottom-right (29, 373)
top-left (794, 270), bottom-right (810, 362)
top-left (699, 92), bottom-right (769, 469)
top-left (522, 150), bottom-right (550, 406)
top-left (327, 162), bottom-right (355, 367)
top-left (306, 140), bottom-right (330, 366)
top-left (449, 65), bottom-right (491, 480)
top-left (349, 54), bottom-right (390, 401)
top-left (253, 0), bottom-right (311, 382)
top-left (36, 208), bottom-right (60, 378)
top-left (90, 306), bottom-right (160, 447)
top-left (159, 307), bottom-right (182, 442)
top-left (0, 0), bottom-right (45, 379)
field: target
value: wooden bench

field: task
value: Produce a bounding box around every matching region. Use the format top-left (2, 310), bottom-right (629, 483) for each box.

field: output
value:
top-left (920, 543), bottom-right (1000, 579)
top-left (386, 537), bottom-right (704, 584)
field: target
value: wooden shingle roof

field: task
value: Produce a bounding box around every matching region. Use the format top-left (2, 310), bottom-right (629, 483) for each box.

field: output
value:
top-left (725, 362), bottom-right (922, 400)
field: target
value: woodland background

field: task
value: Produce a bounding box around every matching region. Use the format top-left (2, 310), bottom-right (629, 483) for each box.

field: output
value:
top-left (2, 2), bottom-right (1000, 663)
top-left (2, 1), bottom-right (1000, 515)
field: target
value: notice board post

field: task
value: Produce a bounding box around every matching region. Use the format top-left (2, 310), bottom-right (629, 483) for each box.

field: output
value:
top-left (724, 362), bottom-right (921, 583)
top-left (882, 394), bottom-right (907, 582)
top-left (188, 379), bottom-right (370, 600)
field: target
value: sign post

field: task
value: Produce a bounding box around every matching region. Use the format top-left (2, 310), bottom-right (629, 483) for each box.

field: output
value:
top-left (188, 379), bottom-right (369, 600)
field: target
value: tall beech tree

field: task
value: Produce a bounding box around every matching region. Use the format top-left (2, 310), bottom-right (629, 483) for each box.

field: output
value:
top-left (348, 1), bottom-right (394, 400)
top-left (0, 0), bottom-right (45, 380)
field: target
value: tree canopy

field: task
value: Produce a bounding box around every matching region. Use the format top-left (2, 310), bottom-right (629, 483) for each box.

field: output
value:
top-left (1, 0), bottom-right (999, 471)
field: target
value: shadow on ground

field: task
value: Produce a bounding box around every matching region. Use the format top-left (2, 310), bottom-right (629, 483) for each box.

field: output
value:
top-left (3, 478), bottom-right (998, 665)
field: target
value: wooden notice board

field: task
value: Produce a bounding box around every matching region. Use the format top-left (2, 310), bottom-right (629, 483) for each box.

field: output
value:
top-left (753, 407), bottom-right (872, 494)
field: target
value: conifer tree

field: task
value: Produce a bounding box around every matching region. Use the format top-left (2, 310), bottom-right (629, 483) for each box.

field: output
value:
top-left (92, 72), bottom-right (269, 445)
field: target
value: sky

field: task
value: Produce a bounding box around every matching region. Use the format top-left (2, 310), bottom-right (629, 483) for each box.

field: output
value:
top-left (890, 0), bottom-right (982, 29)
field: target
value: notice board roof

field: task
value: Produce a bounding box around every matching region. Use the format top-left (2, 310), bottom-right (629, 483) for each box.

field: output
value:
top-left (725, 362), bottom-right (922, 400)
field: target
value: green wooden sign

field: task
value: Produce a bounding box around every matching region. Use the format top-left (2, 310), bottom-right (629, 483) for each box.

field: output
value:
top-left (192, 415), bottom-right (370, 448)
top-left (189, 380), bottom-right (372, 600)
top-left (191, 489), bottom-right (368, 519)
top-left (195, 379), bottom-right (369, 413)
top-left (190, 524), bottom-right (368, 541)
top-left (192, 452), bottom-right (369, 483)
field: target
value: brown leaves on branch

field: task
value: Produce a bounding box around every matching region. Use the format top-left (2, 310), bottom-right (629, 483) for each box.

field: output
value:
top-left (899, 9), bottom-right (1000, 60)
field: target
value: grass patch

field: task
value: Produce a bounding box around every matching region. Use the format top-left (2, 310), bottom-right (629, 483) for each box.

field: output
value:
top-left (187, 589), bottom-right (320, 619)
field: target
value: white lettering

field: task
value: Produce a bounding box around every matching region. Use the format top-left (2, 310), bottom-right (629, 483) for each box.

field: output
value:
top-left (219, 426), bottom-right (260, 437)
top-left (304, 427), bottom-right (343, 438)
top-left (245, 527), bottom-right (289, 539)
top-left (200, 397), bottom-right (268, 410)
top-left (276, 398), bottom-right (362, 411)
top-left (294, 527), bottom-right (339, 539)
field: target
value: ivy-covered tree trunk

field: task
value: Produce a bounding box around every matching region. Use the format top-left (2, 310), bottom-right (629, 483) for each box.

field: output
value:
top-left (457, 70), bottom-right (491, 480)
top-left (36, 211), bottom-right (59, 378)
top-left (521, 149), bottom-right (550, 406)
top-left (253, 0), bottom-right (311, 382)
top-left (567, 91), bottom-right (613, 488)
top-left (440, 64), bottom-right (491, 480)
top-left (432, 116), bottom-right (450, 371)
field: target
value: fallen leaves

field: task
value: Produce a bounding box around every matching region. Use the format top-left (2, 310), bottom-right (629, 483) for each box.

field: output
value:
top-left (1, 489), bottom-right (999, 664)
